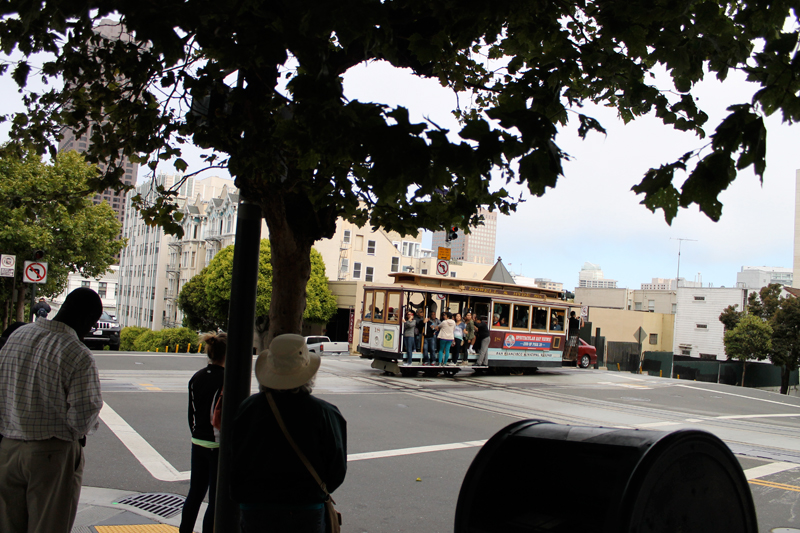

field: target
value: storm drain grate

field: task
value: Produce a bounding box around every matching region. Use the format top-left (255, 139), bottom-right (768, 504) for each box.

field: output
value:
top-left (115, 492), bottom-right (186, 518)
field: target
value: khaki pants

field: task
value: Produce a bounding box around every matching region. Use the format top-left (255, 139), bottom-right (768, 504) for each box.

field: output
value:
top-left (0, 437), bottom-right (84, 533)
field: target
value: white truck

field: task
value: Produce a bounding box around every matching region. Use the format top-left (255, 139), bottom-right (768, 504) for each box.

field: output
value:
top-left (305, 336), bottom-right (350, 355)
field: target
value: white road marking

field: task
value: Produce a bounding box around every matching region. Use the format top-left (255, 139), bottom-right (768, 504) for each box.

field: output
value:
top-left (676, 383), bottom-right (800, 409)
top-left (714, 413), bottom-right (800, 420)
top-left (743, 462), bottom-right (798, 480)
top-left (636, 421), bottom-right (681, 428)
top-left (101, 401), bottom-right (487, 481)
top-left (99, 403), bottom-right (190, 482)
top-left (347, 440), bottom-right (488, 462)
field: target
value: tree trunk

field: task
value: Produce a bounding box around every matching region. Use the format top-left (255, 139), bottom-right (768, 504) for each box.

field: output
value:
top-left (259, 188), bottom-right (335, 349)
top-left (780, 365), bottom-right (790, 395)
top-left (741, 360), bottom-right (746, 387)
top-left (15, 285), bottom-right (26, 323)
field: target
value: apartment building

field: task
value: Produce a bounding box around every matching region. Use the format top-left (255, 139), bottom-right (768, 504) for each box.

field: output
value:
top-left (49, 266), bottom-right (119, 316)
top-left (574, 287), bottom-right (677, 315)
top-left (672, 287), bottom-right (748, 360)
top-left (117, 174), bottom-right (238, 330)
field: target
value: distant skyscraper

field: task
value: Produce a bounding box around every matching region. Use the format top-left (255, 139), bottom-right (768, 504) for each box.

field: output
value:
top-left (57, 19), bottom-right (140, 228)
top-left (431, 208), bottom-right (497, 265)
top-left (578, 262), bottom-right (617, 288)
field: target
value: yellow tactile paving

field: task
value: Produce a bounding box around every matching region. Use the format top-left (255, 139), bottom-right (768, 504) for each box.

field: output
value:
top-left (94, 526), bottom-right (179, 532)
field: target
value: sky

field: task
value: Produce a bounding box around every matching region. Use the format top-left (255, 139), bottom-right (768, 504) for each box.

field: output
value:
top-left (1, 50), bottom-right (796, 291)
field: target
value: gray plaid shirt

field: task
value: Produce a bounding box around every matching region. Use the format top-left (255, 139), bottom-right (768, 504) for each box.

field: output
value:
top-left (0, 319), bottom-right (102, 441)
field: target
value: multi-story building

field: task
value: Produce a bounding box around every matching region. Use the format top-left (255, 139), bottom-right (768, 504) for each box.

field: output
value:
top-left (578, 262), bottom-right (617, 288)
top-left (49, 266), bottom-right (119, 317)
top-left (117, 173), bottom-right (238, 330)
top-left (672, 287), bottom-right (748, 360)
top-left (574, 287), bottom-right (678, 315)
top-left (736, 266), bottom-right (793, 290)
top-left (57, 19), bottom-right (140, 229)
top-left (430, 207), bottom-right (497, 265)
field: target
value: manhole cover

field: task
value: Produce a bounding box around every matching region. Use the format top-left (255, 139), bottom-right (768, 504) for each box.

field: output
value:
top-left (620, 397), bottom-right (651, 402)
top-left (116, 492), bottom-right (186, 518)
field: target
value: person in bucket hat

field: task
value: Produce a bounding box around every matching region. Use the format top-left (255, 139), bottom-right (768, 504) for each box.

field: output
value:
top-left (231, 334), bottom-right (347, 533)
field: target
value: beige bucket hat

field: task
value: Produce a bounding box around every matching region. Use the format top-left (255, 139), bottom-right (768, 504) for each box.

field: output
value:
top-left (255, 334), bottom-right (321, 390)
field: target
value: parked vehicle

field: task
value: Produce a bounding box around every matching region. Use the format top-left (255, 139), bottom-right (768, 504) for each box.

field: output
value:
top-left (576, 339), bottom-right (597, 369)
top-left (83, 311), bottom-right (121, 350)
top-left (305, 336), bottom-right (349, 355)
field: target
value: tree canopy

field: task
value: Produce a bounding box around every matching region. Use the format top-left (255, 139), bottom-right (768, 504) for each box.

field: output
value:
top-left (0, 150), bottom-right (124, 323)
top-left (177, 240), bottom-right (337, 337)
top-left (2, 1), bottom-right (799, 337)
top-left (723, 313), bottom-right (773, 386)
top-left (770, 296), bottom-right (800, 394)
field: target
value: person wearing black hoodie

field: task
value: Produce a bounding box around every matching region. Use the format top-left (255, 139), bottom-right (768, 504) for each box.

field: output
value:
top-left (179, 332), bottom-right (227, 533)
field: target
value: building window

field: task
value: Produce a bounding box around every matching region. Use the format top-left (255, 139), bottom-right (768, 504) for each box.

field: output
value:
top-left (392, 241), bottom-right (400, 251)
top-left (648, 300), bottom-right (655, 312)
top-left (694, 296), bottom-right (705, 301)
top-left (696, 324), bottom-right (708, 329)
top-left (98, 282), bottom-right (107, 298)
top-left (81, 281), bottom-right (91, 288)
top-left (649, 333), bottom-right (658, 345)
top-left (340, 258), bottom-right (349, 273)
top-left (699, 353), bottom-right (716, 360)
top-left (353, 262), bottom-right (362, 279)
top-left (365, 266), bottom-right (374, 282)
top-left (635, 302), bottom-right (642, 311)
top-left (390, 257), bottom-right (399, 273)
top-left (451, 271), bottom-right (457, 277)
top-left (343, 230), bottom-right (351, 243)
top-left (672, 303), bottom-right (677, 314)
top-left (681, 347), bottom-right (691, 355)
top-left (421, 269), bottom-right (428, 275)
top-left (367, 240), bottom-right (376, 255)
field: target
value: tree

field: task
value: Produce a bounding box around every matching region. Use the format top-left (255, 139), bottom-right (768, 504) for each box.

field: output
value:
top-left (0, 150), bottom-right (124, 324)
top-left (719, 304), bottom-right (742, 332)
top-left (747, 284), bottom-right (784, 321)
top-left (176, 266), bottom-right (219, 332)
top-left (769, 297), bottom-right (800, 395)
top-left (724, 314), bottom-right (773, 387)
top-left (178, 240), bottom-right (336, 345)
top-left (2, 3), bottom-right (799, 341)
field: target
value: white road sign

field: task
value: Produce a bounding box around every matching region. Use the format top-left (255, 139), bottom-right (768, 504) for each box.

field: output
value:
top-left (0, 254), bottom-right (15, 278)
top-left (436, 259), bottom-right (450, 276)
top-left (23, 261), bottom-right (48, 284)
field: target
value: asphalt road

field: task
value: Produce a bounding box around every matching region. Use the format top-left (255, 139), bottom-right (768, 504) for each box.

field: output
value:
top-left (87, 352), bottom-right (800, 532)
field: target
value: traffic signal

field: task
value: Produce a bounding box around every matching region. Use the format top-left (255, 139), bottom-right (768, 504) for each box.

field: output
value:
top-left (33, 250), bottom-right (44, 260)
top-left (449, 226), bottom-right (458, 241)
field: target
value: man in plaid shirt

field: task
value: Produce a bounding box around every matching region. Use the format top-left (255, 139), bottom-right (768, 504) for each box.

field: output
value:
top-left (0, 287), bottom-right (104, 533)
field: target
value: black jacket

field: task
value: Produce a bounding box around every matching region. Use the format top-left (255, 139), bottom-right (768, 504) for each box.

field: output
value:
top-left (187, 364), bottom-right (224, 442)
top-left (231, 391), bottom-right (347, 505)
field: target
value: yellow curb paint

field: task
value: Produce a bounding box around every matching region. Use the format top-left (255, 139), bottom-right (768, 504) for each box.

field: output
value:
top-left (145, 386), bottom-right (161, 391)
top-left (749, 479), bottom-right (800, 493)
top-left (95, 526), bottom-right (180, 532)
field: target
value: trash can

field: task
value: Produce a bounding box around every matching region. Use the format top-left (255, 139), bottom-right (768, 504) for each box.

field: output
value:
top-left (454, 420), bottom-right (757, 533)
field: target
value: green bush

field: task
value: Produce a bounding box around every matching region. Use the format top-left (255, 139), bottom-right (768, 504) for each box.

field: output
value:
top-left (157, 327), bottom-right (201, 353)
top-left (132, 329), bottom-right (159, 352)
top-left (121, 326), bottom-right (149, 351)
top-left (120, 326), bottom-right (202, 353)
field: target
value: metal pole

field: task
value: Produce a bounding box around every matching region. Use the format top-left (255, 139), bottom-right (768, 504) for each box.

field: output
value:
top-left (29, 283), bottom-right (37, 323)
top-left (214, 200), bottom-right (262, 532)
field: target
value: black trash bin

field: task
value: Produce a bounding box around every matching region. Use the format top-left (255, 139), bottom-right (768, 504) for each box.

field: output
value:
top-left (454, 420), bottom-right (757, 533)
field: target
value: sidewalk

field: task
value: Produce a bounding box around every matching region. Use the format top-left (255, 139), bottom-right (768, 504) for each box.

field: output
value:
top-left (72, 486), bottom-right (205, 533)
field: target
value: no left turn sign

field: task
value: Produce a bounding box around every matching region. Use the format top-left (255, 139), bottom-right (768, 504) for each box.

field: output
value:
top-left (436, 259), bottom-right (449, 276)
top-left (23, 261), bottom-right (48, 284)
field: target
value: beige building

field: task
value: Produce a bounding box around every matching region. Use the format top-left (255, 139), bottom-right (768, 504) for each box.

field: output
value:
top-left (575, 287), bottom-right (677, 315)
top-left (586, 308), bottom-right (675, 353)
top-left (795, 170), bottom-right (800, 288)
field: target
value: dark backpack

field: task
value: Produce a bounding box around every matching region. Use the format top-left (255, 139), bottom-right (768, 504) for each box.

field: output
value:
top-left (36, 307), bottom-right (47, 317)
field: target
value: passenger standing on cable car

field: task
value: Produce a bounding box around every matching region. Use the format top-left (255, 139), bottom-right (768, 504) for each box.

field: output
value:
top-left (462, 312), bottom-right (476, 363)
top-left (403, 312), bottom-right (417, 366)
top-left (451, 313), bottom-right (465, 364)
top-left (422, 311), bottom-right (439, 365)
top-left (474, 316), bottom-right (491, 366)
top-left (437, 312), bottom-right (456, 366)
